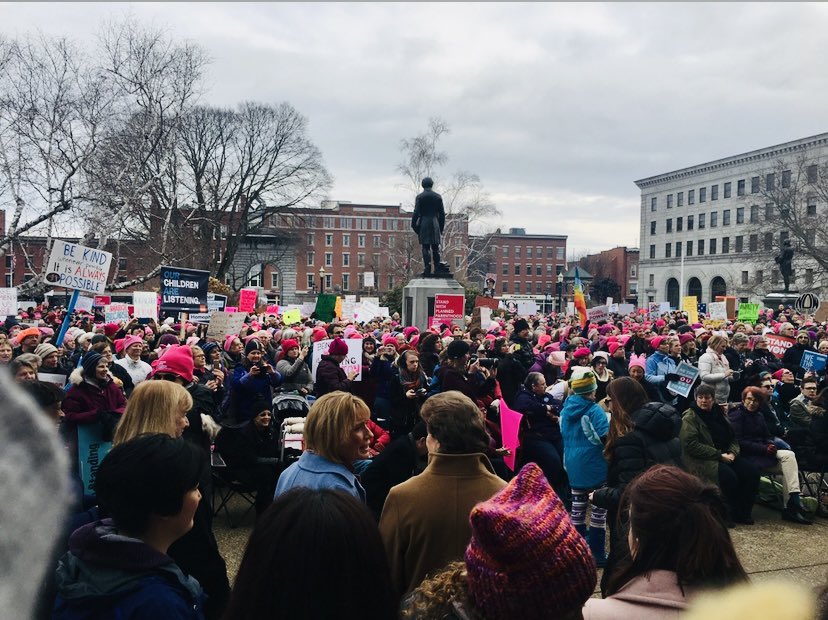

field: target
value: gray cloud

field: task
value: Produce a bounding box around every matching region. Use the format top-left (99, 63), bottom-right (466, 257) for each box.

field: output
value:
top-left (3, 2), bottom-right (827, 254)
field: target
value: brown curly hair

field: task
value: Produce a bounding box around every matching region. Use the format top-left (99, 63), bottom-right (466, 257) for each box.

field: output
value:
top-left (402, 561), bottom-right (481, 619)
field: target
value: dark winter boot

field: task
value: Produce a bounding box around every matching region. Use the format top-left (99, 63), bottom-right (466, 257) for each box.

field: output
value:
top-left (587, 526), bottom-right (607, 568)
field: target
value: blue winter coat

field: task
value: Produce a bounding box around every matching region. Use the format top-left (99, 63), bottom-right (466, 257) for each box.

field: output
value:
top-left (223, 363), bottom-right (283, 424)
top-left (274, 451), bottom-right (366, 502)
top-left (560, 394), bottom-right (610, 489)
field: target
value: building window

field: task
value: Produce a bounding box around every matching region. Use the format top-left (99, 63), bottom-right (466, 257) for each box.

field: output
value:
top-left (737, 179), bottom-right (745, 196)
top-left (527, 247), bottom-right (533, 258)
top-left (546, 247), bottom-right (554, 258)
top-left (525, 264), bottom-right (532, 275)
top-left (340, 217), bottom-right (352, 228)
top-left (677, 192), bottom-right (684, 207)
top-left (735, 236), bottom-right (743, 253)
top-left (514, 265), bottom-right (520, 275)
top-left (342, 234), bottom-right (350, 247)
top-left (736, 207), bottom-right (744, 224)
top-left (388, 236), bottom-right (395, 248)
top-left (536, 282), bottom-right (542, 294)
top-left (808, 165), bottom-right (818, 184)
top-left (722, 237), bottom-right (730, 254)
top-left (455, 256), bottom-right (462, 269)
top-left (502, 246), bottom-right (509, 258)
top-left (750, 204), bottom-right (758, 223)
top-left (675, 241), bottom-right (682, 258)
top-left (751, 176), bottom-right (760, 193)
top-left (766, 173), bottom-right (775, 190)
top-left (536, 264), bottom-right (542, 276)
top-left (756, 269), bottom-right (763, 284)
top-left (666, 218), bottom-right (673, 233)
top-left (342, 274), bottom-right (350, 291)
top-left (665, 243), bottom-right (672, 258)
top-left (118, 258), bottom-right (127, 270)
top-left (724, 182), bottom-right (732, 199)
top-left (270, 272), bottom-right (279, 288)
top-left (649, 244), bottom-right (655, 259)
top-left (699, 187), bottom-right (707, 202)
top-left (741, 271), bottom-right (749, 285)
top-left (765, 203), bottom-right (774, 220)
top-left (307, 251), bottom-right (315, 266)
top-left (710, 212), bottom-right (718, 227)
top-left (502, 281), bottom-right (508, 293)
top-left (325, 233), bottom-right (333, 246)
top-left (373, 234), bottom-right (380, 247)
top-left (649, 274), bottom-right (655, 287)
top-left (387, 275), bottom-right (394, 289)
top-left (698, 213), bottom-right (705, 229)
top-left (547, 264), bottom-right (553, 275)
top-left (502, 263), bottom-right (508, 276)
top-left (372, 253), bottom-right (380, 268)
top-left (307, 233), bottom-right (314, 246)
top-left (358, 234), bottom-right (365, 247)
top-left (650, 221), bottom-right (656, 235)
top-left (806, 229), bottom-right (816, 245)
top-left (342, 253), bottom-right (350, 267)
top-left (556, 247), bottom-right (564, 260)
top-left (709, 239), bottom-right (717, 255)
top-left (782, 169), bottom-right (791, 188)
top-left (667, 194), bottom-right (673, 209)
top-left (515, 247), bottom-right (521, 258)
top-left (687, 215), bottom-right (694, 230)
top-left (526, 282), bottom-right (532, 293)
top-left (651, 197), bottom-right (657, 211)
top-left (358, 253), bottom-right (365, 267)
top-left (780, 230), bottom-right (789, 245)
top-left (686, 240), bottom-right (693, 256)
top-left (749, 234), bottom-right (758, 252)
top-left (764, 232), bottom-right (773, 251)
top-left (514, 282), bottom-right (521, 293)
top-left (676, 217), bottom-right (683, 232)
top-left (697, 239), bottom-right (704, 256)
top-left (306, 274), bottom-right (314, 289)
top-left (711, 184), bottom-right (718, 201)
top-left (807, 200), bottom-right (817, 216)
top-left (806, 269), bottom-right (814, 285)
top-left (688, 189), bottom-right (695, 205)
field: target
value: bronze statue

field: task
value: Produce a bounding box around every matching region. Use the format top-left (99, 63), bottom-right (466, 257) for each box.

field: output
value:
top-left (411, 177), bottom-right (449, 277)
top-left (774, 238), bottom-right (794, 292)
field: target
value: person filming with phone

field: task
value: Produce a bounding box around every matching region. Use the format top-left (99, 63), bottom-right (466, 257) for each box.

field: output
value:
top-left (224, 340), bottom-right (283, 425)
top-left (389, 350), bottom-right (430, 439)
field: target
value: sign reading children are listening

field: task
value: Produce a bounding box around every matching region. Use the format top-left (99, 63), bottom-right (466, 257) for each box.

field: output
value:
top-left (159, 266), bottom-right (209, 312)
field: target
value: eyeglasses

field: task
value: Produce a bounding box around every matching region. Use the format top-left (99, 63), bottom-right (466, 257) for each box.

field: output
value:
top-left (761, 383), bottom-right (773, 388)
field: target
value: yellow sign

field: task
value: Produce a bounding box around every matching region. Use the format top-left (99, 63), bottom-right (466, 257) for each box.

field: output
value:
top-left (682, 296), bottom-right (698, 325)
top-left (282, 308), bottom-right (301, 324)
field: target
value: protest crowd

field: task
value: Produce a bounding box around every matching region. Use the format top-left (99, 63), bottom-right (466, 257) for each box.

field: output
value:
top-left (4, 287), bottom-right (828, 620)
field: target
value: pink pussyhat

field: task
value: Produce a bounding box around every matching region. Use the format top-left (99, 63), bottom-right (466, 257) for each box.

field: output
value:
top-left (629, 353), bottom-right (646, 370)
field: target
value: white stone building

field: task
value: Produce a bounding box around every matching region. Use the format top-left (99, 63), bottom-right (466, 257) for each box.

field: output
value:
top-left (636, 132), bottom-right (828, 308)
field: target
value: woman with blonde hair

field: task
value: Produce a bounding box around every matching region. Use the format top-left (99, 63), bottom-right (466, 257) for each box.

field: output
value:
top-left (113, 380), bottom-right (193, 445)
top-left (274, 391), bottom-right (374, 502)
top-left (698, 334), bottom-right (733, 405)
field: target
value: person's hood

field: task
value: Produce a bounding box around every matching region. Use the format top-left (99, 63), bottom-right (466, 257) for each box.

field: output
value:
top-left (55, 520), bottom-right (201, 603)
top-left (609, 570), bottom-right (691, 609)
top-left (561, 393), bottom-right (598, 420)
top-left (632, 402), bottom-right (680, 441)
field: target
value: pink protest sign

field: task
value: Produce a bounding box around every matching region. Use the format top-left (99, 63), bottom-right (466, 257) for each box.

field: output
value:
top-left (266, 304), bottom-right (279, 315)
top-left (225, 306), bottom-right (237, 313)
top-left (238, 288), bottom-right (258, 313)
top-left (433, 294), bottom-right (465, 323)
top-left (499, 399), bottom-right (524, 472)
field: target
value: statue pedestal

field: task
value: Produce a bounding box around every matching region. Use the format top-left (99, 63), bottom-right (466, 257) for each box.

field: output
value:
top-left (403, 277), bottom-right (466, 331)
top-left (763, 290), bottom-right (800, 309)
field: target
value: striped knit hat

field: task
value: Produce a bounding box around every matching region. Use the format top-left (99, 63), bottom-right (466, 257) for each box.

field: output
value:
top-left (465, 463), bottom-right (597, 619)
top-left (568, 368), bottom-right (598, 395)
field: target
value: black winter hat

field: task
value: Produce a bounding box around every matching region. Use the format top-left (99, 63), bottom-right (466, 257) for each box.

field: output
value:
top-left (82, 352), bottom-right (104, 378)
top-left (514, 318), bottom-right (530, 333)
top-left (446, 339), bottom-right (471, 359)
top-left (244, 339), bottom-right (263, 356)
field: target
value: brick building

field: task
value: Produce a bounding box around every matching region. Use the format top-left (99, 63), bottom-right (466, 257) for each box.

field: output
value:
top-left (577, 246), bottom-right (640, 305)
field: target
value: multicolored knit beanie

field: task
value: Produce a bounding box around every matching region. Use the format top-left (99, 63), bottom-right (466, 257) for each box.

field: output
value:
top-left (465, 463), bottom-right (597, 620)
top-left (569, 368), bottom-right (598, 395)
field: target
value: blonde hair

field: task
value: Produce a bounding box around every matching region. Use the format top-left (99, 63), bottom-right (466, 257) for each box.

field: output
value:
top-left (706, 334), bottom-right (727, 351)
top-left (114, 381), bottom-right (193, 446)
top-left (303, 391), bottom-right (370, 464)
top-left (403, 561), bottom-right (477, 619)
top-left (684, 581), bottom-right (815, 620)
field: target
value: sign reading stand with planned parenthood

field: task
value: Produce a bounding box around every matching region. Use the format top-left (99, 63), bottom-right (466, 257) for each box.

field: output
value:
top-left (45, 240), bottom-right (113, 294)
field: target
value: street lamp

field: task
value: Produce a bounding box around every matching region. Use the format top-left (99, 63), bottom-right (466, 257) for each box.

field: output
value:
top-left (319, 266), bottom-right (326, 293)
top-left (544, 288), bottom-right (552, 315)
top-left (557, 272), bottom-right (564, 313)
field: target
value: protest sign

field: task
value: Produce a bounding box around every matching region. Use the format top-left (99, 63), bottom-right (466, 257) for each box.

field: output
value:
top-left (282, 308), bottom-right (301, 324)
top-left (363, 272), bottom-right (375, 288)
top-left (132, 292), bottom-right (158, 321)
top-left (499, 399), bottom-right (523, 472)
top-left (605, 297), bottom-right (613, 308)
top-left (479, 306), bottom-right (492, 327)
top-left (225, 306), bottom-right (237, 313)
top-left (587, 305), bottom-right (609, 323)
top-left (315, 294), bottom-right (337, 322)
top-left (160, 266), bottom-right (209, 312)
top-left (340, 299), bottom-right (355, 321)
top-left (208, 293), bottom-right (227, 313)
top-left (93, 295), bottom-right (111, 307)
top-left (682, 296), bottom-right (698, 325)
top-left (800, 350), bottom-right (828, 374)
top-left (238, 288), bottom-right (258, 313)
top-left (517, 300), bottom-right (538, 316)
top-left (266, 304), bottom-right (280, 315)
top-left (617, 303), bottom-right (635, 315)
top-left (104, 303), bottom-right (129, 323)
top-left (44, 240), bottom-right (112, 294)
top-left (361, 296), bottom-right (380, 307)
top-left (765, 334), bottom-right (795, 359)
top-left (737, 303), bottom-right (760, 323)
top-left (566, 301), bottom-right (575, 316)
top-left (38, 372), bottom-right (66, 387)
top-left (667, 362), bottom-right (700, 398)
top-left (608, 303), bottom-right (619, 313)
top-left (697, 302), bottom-right (707, 315)
top-left (359, 301), bottom-right (382, 320)
top-left (0, 288), bottom-right (17, 316)
top-left (188, 313), bottom-right (212, 324)
top-left (300, 302), bottom-right (316, 316)
top-left (648, 301), bottom-right (663, 317)
top-left (74, 295), bottom-right (94, 313)
top-left (474, 295), bottom-right (499, 311)
top-left (378, 306), bottom-right (390, 318)
top-left (311, 338), bottom-right (363, 381)
top-left (708, 301), bottom-right (728, 321)
top-left (207, 311), bottom-right (247, 340)
top-left (77, 423), bottom-right (111, 495)
top-left (434, 294), bottom-right (465, 324)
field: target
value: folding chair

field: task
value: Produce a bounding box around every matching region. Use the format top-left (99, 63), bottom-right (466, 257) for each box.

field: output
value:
top-left (211, 447), bottom-right (257, 528)
top-left (798, 458), bottom-right (828, 517)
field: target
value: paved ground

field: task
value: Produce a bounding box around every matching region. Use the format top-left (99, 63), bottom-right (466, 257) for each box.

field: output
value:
top-left (214, 495), bottom-right (828, 593)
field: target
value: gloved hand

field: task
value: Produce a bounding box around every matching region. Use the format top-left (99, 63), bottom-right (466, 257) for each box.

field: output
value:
top-left (766, 443), bottom-right (778, 457)
top-left (665, 373), bottom-right (681, 382)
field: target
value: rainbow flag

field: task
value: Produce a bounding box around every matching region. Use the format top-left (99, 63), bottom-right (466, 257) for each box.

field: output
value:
top-left (573, 267), bottom-right (587, 328)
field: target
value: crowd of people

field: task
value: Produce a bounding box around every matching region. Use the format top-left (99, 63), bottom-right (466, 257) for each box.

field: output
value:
top-left (3, 300), bottom-right (828, 619)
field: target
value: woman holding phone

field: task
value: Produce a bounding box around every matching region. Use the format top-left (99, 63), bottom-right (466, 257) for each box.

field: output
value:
top-left (224, 340), bottom-right (283, 425)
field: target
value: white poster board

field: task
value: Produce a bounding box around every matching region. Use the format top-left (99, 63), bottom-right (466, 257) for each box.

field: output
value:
top-left (618, 303), bottom-right (635, 315)
top-left (311, 338), bottom-right (363, 381)
top-left (207, 311), bottom-right (247, 340)
top-left (516, 300), bottom-right (539, 316)
top-left (0, 288), bottom-right (18, 316)
top-left (708, 301), bottom-right (728, 321)
top-left (104, 303), bottom-right (129, 323)
top-left (44, 240), bottom-right (112, 294)
top-left (587, 305), bottom-right (609, 323)
top-left (74, 295), bottom-right (94, 314)
top-left (363, 272), bottom-right (375, 288)
top-left (132, 292), bottom-right (158, 321)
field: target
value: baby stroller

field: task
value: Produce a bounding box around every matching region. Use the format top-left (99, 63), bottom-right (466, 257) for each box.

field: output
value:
top-left (272, 393), bottom-right (310, 425)
top-left (272, 393), bottom-right (310, 466)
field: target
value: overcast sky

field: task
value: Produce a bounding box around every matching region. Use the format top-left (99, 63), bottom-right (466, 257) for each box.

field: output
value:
top-left (3, 2), bottom-right (828, 256)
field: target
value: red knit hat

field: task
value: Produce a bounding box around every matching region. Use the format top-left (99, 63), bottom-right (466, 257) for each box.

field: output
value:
top-left (572, 347), bottom-right (591, 359)
top-left (281, 338), bottom-right (300, 353)
top-left (465, 463), bottom-right (597, 619)
top-left (328, 337), bottom-right (349, 356)
top-left (152, 345), bottom-right (194, 383)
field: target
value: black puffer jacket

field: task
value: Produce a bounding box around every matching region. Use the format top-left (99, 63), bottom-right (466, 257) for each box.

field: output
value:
top-left (592, 401), bottom-right (683, 513)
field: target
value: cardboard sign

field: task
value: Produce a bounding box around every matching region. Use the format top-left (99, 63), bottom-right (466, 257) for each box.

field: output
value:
top-left (475, 295), bottom-right (499, 311)
top-left (315, 294), bottom-right (337, 322)
top-left (697, 302), bottom-right (707, 315)
top-left (104, 303), bottom-right (129, 323)
top-left (517, 300), bottom-right (539, 316)
top-left (282, 308), bottom-right (301, 324)
top-left (648, 301), bottom-right (662, 317)
top-left (266, 304), bottom-right (280, 315)
top-left (159, 266), bottom-right (209, 312)
top-left (618, 303), bottom-right (635, 315)
top-left (311, 338), bottom-right (363, 382)
top-left (765, 334), bottom-right (795, 359)
top-left (587, 305), bottom-right (609, 323)
top-left (45, 240), bottom-right (113, 294)
top-left (132, 291), bottom-right (158, 321)
top-left (238, 288), bottom-right (258, 313)
top-left (0, 288), bottom-right (17, 316)
top-left (77, 423), bottom-right (112, 495)
top-left (225, 306), bottom-right (237, 313)
top-left (667, 362), bottom-right (700, 398)
top-left (93, 295), bottom-right (111, 307)
top-left (434, 294), bottom-right (465, 323)
top-left (38, 372), bottom-right (67, 387)
top-left (187, 313), bottom-right (213, 324)
top-left (800, 350), bottom-right (828, 374)
top-left (737, 303), bottom-right (760, 323)
top-left (208, 293), bottom-right (227, 313)
top-left (207, 311), bottom-right (247, 340)
top-left (74, 295), bottom-right (94, 313)
top-left (364, 272), bottom-right (375, 288)
top-left (708, 302), bottom-right (728, 321)
top-left (682, 296), bottom-right (698, 325)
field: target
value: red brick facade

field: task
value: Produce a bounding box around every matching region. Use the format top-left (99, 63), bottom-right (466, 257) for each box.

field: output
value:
top-left (577, 246), bottom-right (639, 304)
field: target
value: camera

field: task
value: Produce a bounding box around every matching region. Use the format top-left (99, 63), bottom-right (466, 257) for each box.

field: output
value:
top-left (478, 358), bottom-right (496, 369)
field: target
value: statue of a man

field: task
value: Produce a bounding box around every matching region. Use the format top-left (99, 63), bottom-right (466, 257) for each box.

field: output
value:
top-left (411, 177), bottom-right (447, 276)
top-left (774, 238), bottom-right (794, 292)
